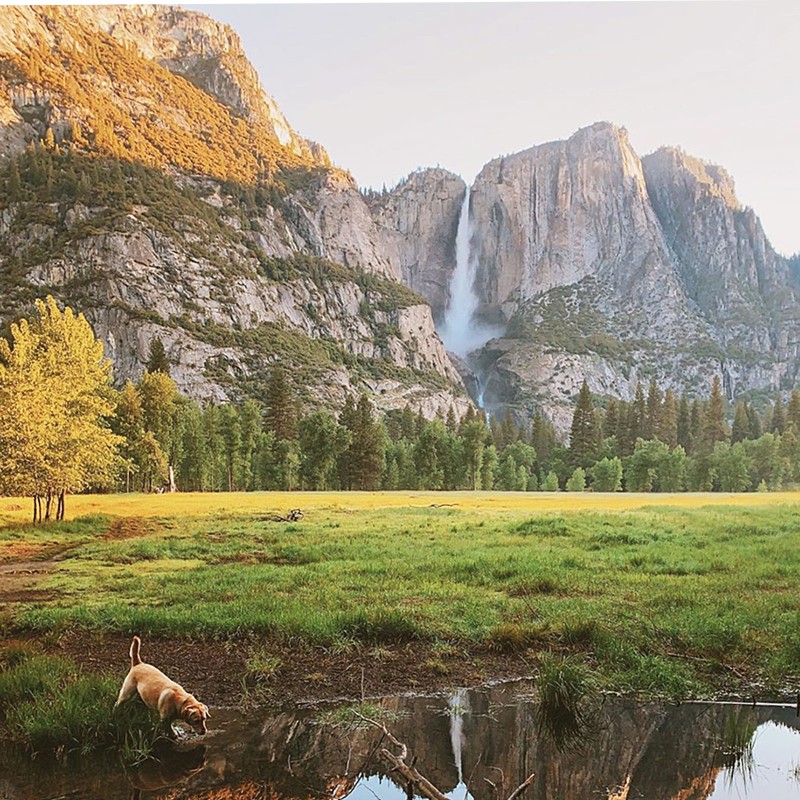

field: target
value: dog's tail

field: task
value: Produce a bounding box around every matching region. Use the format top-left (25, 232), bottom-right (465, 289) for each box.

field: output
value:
top-left (130, 635), bottom-right (142, 667)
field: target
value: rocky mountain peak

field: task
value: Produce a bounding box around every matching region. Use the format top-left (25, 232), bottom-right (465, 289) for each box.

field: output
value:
top-left (0, 5), bottom-right (328, 176)
top-left (470, 121), bottom-right (674, 320)
top-left (78, 4), bottom-right (329, 165)
top-left (643, 146), bottom-right (740, 210)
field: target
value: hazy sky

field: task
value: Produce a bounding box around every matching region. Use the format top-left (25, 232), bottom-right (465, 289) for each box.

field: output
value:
top-left (191, 2), bottom-right (799, 255)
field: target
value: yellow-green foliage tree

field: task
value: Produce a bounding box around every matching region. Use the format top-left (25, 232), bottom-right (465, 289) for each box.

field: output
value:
top-left (0, 297), bottom-right (121, 522)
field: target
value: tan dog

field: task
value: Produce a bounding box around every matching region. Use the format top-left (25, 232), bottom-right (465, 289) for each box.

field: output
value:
top-left (115, 636), bottom-right (210, 736)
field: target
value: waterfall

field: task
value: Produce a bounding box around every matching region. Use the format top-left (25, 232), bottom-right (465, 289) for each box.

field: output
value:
top-left (438, 184), bottom-right (504, 413)
top-left (439, 185), bottom-right (503, 363)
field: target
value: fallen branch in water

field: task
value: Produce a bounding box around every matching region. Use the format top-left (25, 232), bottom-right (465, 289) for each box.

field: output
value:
top-left (353, 712), bottom-right (448, 800)
top-left (353, 712), bottom-right (533, 800)
top-left (507, 773), bottom-right (536, 800)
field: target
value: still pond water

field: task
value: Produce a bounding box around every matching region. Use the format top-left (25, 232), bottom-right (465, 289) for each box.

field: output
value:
top-left (2, 681), bottom-right (800, 799)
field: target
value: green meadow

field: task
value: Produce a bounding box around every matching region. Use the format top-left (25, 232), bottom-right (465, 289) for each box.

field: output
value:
top-left (3, 491), bottom-right (800, 704)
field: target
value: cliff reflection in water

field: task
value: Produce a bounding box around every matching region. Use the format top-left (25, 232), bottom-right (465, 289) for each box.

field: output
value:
top-left (3, 682), bottom-right (800, 800)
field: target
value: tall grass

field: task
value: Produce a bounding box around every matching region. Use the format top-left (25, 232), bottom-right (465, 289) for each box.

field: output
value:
top-left (536, 653), bottom-right (596, 749)
top-left (0, 646), bottom-right (161, 757)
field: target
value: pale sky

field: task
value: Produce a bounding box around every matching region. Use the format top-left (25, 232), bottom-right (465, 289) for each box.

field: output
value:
top-left (190, 2), bottom-right (799, 255)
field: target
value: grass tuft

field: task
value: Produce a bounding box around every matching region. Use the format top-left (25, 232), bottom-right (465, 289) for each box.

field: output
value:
top-left (536, 653), bottom-right (596, 749)
top-left (0, 648), bottom-right (161, 758)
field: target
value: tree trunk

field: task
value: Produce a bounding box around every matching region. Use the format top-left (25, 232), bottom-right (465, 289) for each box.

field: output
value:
top-left (32, 495), bottom-right (38, 524)
top-left (45, 493), bottom-right (52, 522)
top-left (57, 490), bottom-right (65, 521)
top-left (169, 465), bottom-right (176, 493)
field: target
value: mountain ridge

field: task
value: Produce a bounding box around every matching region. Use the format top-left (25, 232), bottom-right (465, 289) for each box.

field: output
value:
top-left (1, 5), bottom-right (797, 432)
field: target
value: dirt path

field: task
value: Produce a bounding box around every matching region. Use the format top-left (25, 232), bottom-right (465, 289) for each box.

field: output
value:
top-left (0, 560), bottom-right (57, 604)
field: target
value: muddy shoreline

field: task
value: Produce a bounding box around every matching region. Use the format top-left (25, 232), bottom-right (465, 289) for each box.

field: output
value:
top-left (4, 629), bottom-right (780, 715)
top-left (5, 631), bottom-right (544, 710)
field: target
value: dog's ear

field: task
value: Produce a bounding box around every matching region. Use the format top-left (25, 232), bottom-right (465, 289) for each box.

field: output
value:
top-left (203, 704), bottom-right (211, 718)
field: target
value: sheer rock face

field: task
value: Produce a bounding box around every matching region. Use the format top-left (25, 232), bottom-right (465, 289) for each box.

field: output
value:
top-left (287, 170), bottom-right (399, 281)
top-left (369, 168), bottom-right (467, 323)
top-left (460, 123), bottom-right (800, 429)
top-left (470, 123), bottom-right (683, 318)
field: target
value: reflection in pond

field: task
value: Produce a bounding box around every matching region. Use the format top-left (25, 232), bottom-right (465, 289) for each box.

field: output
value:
top-left (2, 682), bottom-right (800, 799)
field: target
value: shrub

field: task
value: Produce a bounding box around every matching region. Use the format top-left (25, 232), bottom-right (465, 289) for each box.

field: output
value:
top-left (566, 468), bottom-right (586, 492)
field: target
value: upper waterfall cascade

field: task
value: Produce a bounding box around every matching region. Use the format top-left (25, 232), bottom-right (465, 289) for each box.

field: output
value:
top-left (439, 186), bottom-right (503, 361)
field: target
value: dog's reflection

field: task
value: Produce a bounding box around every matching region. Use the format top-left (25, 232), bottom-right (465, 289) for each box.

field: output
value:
top-left (126, 744), bottom-right (206, 799)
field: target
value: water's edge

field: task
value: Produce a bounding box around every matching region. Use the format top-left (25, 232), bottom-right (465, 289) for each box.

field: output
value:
top-left (3, 681), bottom-right (800, 799)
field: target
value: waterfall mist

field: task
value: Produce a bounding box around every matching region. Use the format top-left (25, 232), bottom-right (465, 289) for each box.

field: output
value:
top-left (439, 185), bottom-right (503, 360)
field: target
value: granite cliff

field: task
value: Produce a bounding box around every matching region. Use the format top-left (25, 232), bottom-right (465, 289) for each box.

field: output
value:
top-left (0, 5), bottom-right (471, 418)
top-left (2, 6), bottom-right (797, 429)
top-left (398, 123), bottom-right (800, 430)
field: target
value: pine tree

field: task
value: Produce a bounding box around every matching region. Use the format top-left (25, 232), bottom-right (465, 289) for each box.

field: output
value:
top-left (341, 395), bottom-right (384, 491)
top-left (677, 394), bottom-right (692, 452)
top-left (659, 389), bottom-right (679, 448)
top-left (615, 401), bottom-right (632, 456)
top-left (731, 401), bottom-right (750, 444)
top-left (265, 366), bottom-right (297, 442)
top-left (531, 411), bottom-right (556, 462)
top-left (788, 390), bottom-right (800, 429)
top-left (645, 379), bottom-right (662, 440)
top-left (747, 403), bottom-right (762, 440)
top-left (700, 376), bottom-right (729, 452)
top-left (689, 399), bottom-right (703, 452)
top-left (569, 379), bottom-right (600, 466)
top-left (494, 413), bottom-right (517, 451)
top-left (771, 394), bottom-right (786, 434)
top-left (399, 404), bottom-right (416, 440)
top-left (603, 399), bottom-right (619, 440)
top-left (630, 383), bottom-right (646, 443)
top-left (146, 337), bottom-right (170, 374)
